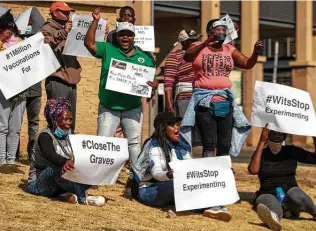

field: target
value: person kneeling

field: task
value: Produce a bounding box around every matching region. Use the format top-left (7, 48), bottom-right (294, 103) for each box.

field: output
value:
top-left (27, 98), bottom-right (105, 206)
top-left (248, 126), bottom-right (316, 230)
top-left (131, 112), bottom-right (232, 222)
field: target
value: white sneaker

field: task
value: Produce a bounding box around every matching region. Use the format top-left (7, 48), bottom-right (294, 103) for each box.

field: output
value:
top-left (203, 207), bottom-right (232, 222)
top-left (257, 204), bottom-right (282, 231)
top-left (86, 195), bottom-right (106, 207)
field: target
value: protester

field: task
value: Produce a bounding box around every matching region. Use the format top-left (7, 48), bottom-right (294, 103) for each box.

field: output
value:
top-left (164, 29), bottom-right (202, 146)
top-left (131, 112), bottom-right (232, 221)
top-left (181, 18), bottom-right (263, 217)
top-left (16, 15), bottom-right (44, 161)
top-left (41, 2), bottom-right (82, 133)
top-left (107, 5), bottom-right (148, 139)
top-left (85, 7), bottom-right (158, 166)
top-left (0, 8), bottom-right (26, 174)
top-left (248, 126), bottom-right (316, 231)
top-left (27, 98), bottom-right (105, 206)
top-left (106, 5), bottom-right (135, 45)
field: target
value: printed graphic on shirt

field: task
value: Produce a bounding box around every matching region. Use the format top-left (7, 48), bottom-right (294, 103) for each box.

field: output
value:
top-left (201, 53), bottom-right (233, 77)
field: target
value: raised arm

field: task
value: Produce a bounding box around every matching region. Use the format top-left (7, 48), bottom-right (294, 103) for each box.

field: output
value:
top-left (84, 7), bottom-right (101, 56)
top-left (183, 36), bottom-right (218, 62)
top-left (248, 125), bottom-right (269, 175)
top-left (233, 40), bottom-right (264, 70)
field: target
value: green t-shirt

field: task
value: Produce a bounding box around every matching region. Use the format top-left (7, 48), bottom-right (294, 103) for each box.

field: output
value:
top-left (95, 42), bottom-right (156, 110)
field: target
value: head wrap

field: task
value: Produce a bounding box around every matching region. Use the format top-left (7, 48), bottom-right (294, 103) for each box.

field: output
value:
top-left (44, 97), bottom-right (71, 126)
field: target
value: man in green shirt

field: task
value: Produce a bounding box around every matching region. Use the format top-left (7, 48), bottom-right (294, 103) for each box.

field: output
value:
top-left (84, 7), bottom-right (158, 166)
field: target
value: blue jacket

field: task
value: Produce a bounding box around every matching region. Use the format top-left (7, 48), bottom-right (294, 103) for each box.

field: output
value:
top-left (180, 88), bottom-right (251, 157)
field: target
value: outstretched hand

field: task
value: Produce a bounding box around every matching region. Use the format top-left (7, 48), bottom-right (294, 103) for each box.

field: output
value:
top-left (260, 124), bottom-right (270, 143)
top-left (254, 40), bottom-right (264, 54)
top-left (92, 7), bottom-right (101, 21)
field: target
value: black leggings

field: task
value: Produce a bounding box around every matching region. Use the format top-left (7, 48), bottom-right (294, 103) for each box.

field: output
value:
top-left (255, 187), bottom-right (316, 219)
top-left (195, 106), bottom-right (233, 157)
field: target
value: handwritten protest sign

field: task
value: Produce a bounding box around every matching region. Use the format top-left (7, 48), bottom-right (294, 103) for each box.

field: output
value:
top-left (251, 81), bottom-right (316, 136)
top-left (105, 58), bottom-right (155, 98)
top-left (62, 135), bottom-right (129, 185)
top-left (63, 14), bottom-right (107, 58)
top-left (0, 33), bottom-right (60, 99)
top-left (14, 8), bottom-right (32, 34)
top-left (134, 26), bottom-right (155, 52)
top-left (169, 156), bottom-right (239, 212)
top-left (220, 14), bottom-right (238, 44)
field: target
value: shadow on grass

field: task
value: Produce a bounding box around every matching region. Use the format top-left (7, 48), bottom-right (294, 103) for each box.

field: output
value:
top-left (238, 191), bottom-right (256, 205)
top-left (18, 179), bottom-right (28, 192)
top-left (248, 222), bottom-right (267, 228)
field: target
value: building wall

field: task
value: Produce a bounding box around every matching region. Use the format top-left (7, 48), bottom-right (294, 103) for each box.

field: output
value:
top-left (1, 1), bottom-right (121, 155)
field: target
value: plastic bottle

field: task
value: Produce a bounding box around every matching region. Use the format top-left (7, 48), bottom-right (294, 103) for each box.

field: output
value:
top-left (276, 187), bottom-right (286, 203)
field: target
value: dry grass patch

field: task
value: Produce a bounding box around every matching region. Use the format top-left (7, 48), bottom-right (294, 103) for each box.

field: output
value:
top-left (0, 161), bottom-right (315, 231)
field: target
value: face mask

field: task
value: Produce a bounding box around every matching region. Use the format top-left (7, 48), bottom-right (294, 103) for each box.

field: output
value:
top-left (25, 25), bottom-right (32, 34)
top-left (55, 126), bottom-right (68, 138)
top-left (267, 140), bottom-right (283, 155)
top-left (214, 33), bottom-right (226, 44)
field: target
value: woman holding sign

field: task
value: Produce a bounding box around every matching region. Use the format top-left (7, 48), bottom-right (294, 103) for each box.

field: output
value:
top-left (132, 112), bottom-right (233, 221)
top-left (248, 127), bottom-right (316, 231)
top-left (0, 9), bottom-right (26, 174)
top-left (27, 98), bottom-right (105, 206)
top-left (84, 8), bottom-right (158, 167)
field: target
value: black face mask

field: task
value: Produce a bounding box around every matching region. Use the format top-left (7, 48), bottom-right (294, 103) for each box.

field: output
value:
top-left (214, 33), bottom-right (226, 44)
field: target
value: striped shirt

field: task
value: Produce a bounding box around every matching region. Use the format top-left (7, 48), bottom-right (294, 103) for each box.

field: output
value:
top-left (164, 49), bottom-right (195, 100)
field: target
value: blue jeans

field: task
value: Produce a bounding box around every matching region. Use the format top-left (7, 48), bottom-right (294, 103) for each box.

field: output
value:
top-left (27, 166), bottom-right (90, 204)
top-left (138, 180), bottom-right (174, 207)
top-left (97, 104), bottom-right (143, 166)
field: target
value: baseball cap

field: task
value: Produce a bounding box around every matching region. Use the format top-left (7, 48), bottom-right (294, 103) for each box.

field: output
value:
top-left (116, 22), bottom-right (135, 34)
top-left (154, 112), bottom-right (182, 129)
top-left (178, 29), bottom-right (202, 43)
top-left (50, 2), bottom-right (75, 13)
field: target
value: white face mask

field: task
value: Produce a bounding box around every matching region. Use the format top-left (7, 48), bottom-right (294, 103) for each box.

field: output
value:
top-left (267, 140), bottom-right (283, 155)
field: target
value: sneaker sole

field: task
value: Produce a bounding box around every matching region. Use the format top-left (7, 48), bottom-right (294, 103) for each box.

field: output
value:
top-left (203, 210), bottom-right (232, 222)
top-left (257, 204), bottom-right (282, 231)
top-left (58, 194), bottom-right (78, 204)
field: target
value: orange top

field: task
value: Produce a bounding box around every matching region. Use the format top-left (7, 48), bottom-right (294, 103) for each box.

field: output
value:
top-left (192, 42), bottom-right (236, 91)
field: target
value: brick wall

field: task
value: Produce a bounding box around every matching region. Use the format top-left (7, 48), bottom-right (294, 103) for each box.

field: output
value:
top-left (1, 1), bottom-right (122, 156)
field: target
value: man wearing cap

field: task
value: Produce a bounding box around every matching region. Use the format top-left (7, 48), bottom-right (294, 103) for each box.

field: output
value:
top-left (164, 29), bottom-right (202, 147)
top-left (84, 8), bottom-right (158, 167)
top-left (41, 2), bottom-right (81, 132)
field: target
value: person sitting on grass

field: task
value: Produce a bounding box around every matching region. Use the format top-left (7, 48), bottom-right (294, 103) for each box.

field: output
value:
top-left (131, 112), bottom-right (232, 222)
top-left (248, 126), bottom-right (316, 231)
top-left (27, 98), bottom-right (105, 206)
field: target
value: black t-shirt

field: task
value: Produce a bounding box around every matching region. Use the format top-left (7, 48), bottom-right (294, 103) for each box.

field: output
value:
top-left (257, 145), bottom-right (316, 196)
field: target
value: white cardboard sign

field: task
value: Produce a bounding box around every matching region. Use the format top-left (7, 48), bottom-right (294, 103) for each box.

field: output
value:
top-left (0, 33), bottom-right (60, 99)
top-left (63, 14), bottom-right (107, 58)
top-left (134, 26), bottom-right (155, 52)
top-left (251, 81), bottom-right (316, 136)
top-left (169, 156), bottom-right (240, 212)
top-left (105, 58), bottom-right (155, 98)
top-left (62, 135), bottom-right (129, 185)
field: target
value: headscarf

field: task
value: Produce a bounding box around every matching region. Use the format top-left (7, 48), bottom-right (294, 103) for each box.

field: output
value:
top-left (44, 98), bottom-right (71, 127)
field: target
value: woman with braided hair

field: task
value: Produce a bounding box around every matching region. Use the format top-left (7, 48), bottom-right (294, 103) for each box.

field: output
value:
top-left (27, 98), bottom-right (105, 206)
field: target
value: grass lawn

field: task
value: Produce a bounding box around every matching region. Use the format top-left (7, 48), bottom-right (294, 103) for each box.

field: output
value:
top-left (0, 160), bottom-right (315, 231)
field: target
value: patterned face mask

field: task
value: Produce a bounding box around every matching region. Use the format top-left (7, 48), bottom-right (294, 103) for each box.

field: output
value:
top-left (267, 140), bottom-right (283, 155)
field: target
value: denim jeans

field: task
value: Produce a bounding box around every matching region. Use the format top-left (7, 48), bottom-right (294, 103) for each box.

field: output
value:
top-left (0, 91), bottom-right (26, 165)
top-left (97, 104), bottom-right (143, 166)
top-left (138, 180), bottom-right (174, 207)
top-left (27, 166), bottom-right (90, 203)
